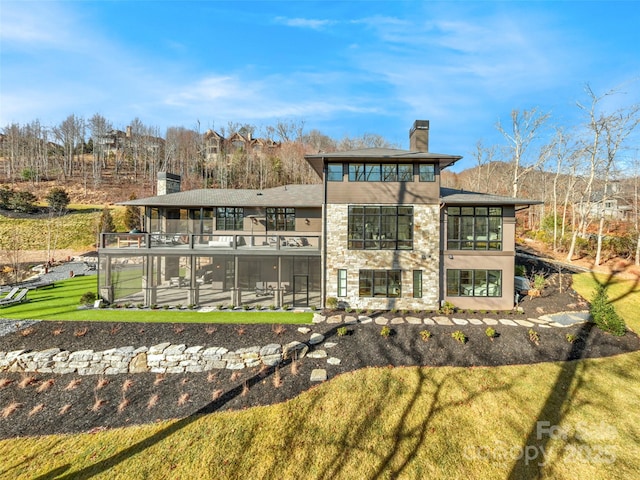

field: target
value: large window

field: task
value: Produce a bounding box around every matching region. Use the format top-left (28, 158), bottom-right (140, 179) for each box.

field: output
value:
top-left (447, 269), bottom-right (502, 297)
top-left (359, 270), bottom-right (401, 298)
top-left (267, 207), bottom-right (295, 231)
top-left (348, 163), bottom-right (413, 182)
top-left (216, 207), bottom-right (243, 230)
top-left (348, 206), bottom-right (413, 250)
top-left (447, 206), bottom-right (502, 250)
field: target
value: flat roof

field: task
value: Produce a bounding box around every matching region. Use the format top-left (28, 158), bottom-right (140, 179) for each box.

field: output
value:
top-left (440, 188), bottom-right (542, 206)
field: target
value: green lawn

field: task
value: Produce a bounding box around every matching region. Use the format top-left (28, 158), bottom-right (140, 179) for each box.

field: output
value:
top-left (0, 273), bottom-right (638, 479)
top-left (0, 276), bottom-right (312, 324)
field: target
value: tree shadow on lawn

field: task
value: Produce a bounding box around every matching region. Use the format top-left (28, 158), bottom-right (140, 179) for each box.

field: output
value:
top-left (508, 264), bottom-right (639, 479)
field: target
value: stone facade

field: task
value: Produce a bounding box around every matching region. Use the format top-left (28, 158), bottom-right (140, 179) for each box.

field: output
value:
top-left (324, 204), bottom-right (440, 310)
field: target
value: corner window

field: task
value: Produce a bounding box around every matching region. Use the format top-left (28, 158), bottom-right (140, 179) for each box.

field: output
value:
top-left (447, 206), bottom-right (502, 250)
top-left (359, 270), bottom-right (401, 298)
top-left (446, 269), bottom-right (502, 297)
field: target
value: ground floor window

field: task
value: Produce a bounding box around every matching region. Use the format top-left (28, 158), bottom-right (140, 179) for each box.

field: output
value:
top-left (446, 269), bottom-right (502, 297)
top-left (359, 270), bottom-right (401, 298)
top-left (413, 270), bottom-right (422, 298)
top-left (337, 269), bottom-right (347, 297)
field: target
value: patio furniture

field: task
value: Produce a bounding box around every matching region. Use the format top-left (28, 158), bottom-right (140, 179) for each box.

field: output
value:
top-left (0, 288), bottom-right (29, 307)
top-left (0, 287), bottom-right (20, 301)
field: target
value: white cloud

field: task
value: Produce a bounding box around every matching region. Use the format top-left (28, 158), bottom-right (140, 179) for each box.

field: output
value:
top-left (274, 16), bottom-right (334, 30)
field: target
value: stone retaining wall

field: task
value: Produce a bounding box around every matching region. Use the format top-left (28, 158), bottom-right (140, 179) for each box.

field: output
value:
top-left (0, 340), bottom-right (314, 376)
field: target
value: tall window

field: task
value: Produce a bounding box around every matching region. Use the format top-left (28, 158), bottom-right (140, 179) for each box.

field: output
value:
top-left (446, 269), bottom-right (502, 297)
top-left (327, 163), bottom-right (343, 181)
top-left (337, 269), bottom-right (347, 297)
top-left (413, 270), bottom-right (422, 298)
top-left (359, 270), bottom-right (401, 298)
top-left (447, 206), bottom-right (502, 250)
top-left (267, 207), bottom-right (295, 231)
top-left (348, 206), bottom-right (413, 250)
top-left (419, 164), bottom-right (435, 182)
top-left (216, 207), bottom-right (243, 230)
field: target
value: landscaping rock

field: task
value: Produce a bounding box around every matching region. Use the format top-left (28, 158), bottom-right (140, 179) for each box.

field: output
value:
top-left (310, 369), bottom-right (327, 382)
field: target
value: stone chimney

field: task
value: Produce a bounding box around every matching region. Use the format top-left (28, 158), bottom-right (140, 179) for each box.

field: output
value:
top-left (409, 120), bottom-right (429, 152)
top-left (157, 172), bottom-right (181, 195)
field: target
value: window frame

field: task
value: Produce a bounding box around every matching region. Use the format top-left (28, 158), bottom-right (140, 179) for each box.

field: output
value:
top-left (327, 163), bottom-right (343, 182)
top-left (266, 207), bottom-right (296, 231)
top-left (337, 269), bottom-right (347, 297)
top-left (446, 269), bottom-right (502, 297)
top-left (348, 206), bottom-right (413, 250)
top-left (419, 164), bottom-right (435, 182)
top-left (413, 270), bottom-right (423, 298)
top-left (447, 206), bottom-right (503, 250)
top-left (216, 207), bottom-right (244, 231)
top-left (359, 270), bottom-right (402, 298)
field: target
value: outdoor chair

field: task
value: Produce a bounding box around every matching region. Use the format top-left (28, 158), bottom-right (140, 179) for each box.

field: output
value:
top-left (0, 287), bottom-right (20, 301)
top-left (0, 288), bottom-right (29, 307)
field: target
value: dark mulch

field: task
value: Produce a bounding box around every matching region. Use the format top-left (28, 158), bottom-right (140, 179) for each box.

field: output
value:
top-left (1, 316), bottom-right (639, 440)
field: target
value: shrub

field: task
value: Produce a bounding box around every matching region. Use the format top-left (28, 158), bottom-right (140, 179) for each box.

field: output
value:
top-left (380, 325), bottom-right (391, 338)
top-left (515, 264), bottom-right (527, 277)
top-left (8, 191), bottom-right (37, 213)
top-left (566, 333), bottom-right (577, 343)
top-left (590, 284), bottom-right (626, 336)
top-left (79, 291), bottom-right (97, 306)
top-left (419, 329), bottom-right (432, 342)
top-left (337, 326), bottom-right (348, 337)
top-left (269, 304), bottom-right (276, 310)
top-left (326, 297), bottom-right (338, 309)
top-left (46, 187), bottom-right (70, 214)
top-left (439, 301), bottom-right (455, 315)
top-left (345, 307), bottom-right (353, 313)
top-left (528, 328), bottom-right (540, 345)
top-left (485, 327), bottom-right (497, 339)
top-left (243, 304), bottom-right (252, 311)
top-left (451, 330), bottom-right (467, 344)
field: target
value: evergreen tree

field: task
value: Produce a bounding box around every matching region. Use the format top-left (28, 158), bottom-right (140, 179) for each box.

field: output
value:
top-left (99, 206), bottom-right (116, 233)
top-left (123, 193), bottom-right (141, 231)
top-left (46, 187), bottom-right (71, 214)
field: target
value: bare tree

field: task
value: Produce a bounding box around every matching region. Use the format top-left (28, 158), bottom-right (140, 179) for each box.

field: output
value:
top-left (496, 108), bottom-right (551, 198)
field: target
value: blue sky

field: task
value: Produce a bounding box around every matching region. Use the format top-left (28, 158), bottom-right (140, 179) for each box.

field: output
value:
top-left (1, 1), bottom-right (639, 170)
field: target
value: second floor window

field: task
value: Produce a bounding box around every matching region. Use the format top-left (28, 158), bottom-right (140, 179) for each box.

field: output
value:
top-left (447, 206), bottom-right (502, 250)
top-left (216, 207), bottom-right (243, 230)
top-left (267, 207), bottom-right (295, 231)
top-left (348, 206), bottom-right (413, 250)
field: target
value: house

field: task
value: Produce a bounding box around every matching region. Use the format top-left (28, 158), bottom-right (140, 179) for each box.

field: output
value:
top-left (98, 120), bottom-right (539, 311)
top-left (203, 129), bottom-right (281, 163)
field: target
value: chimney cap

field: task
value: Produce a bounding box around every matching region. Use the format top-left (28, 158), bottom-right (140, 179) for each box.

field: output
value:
top-left (410, 120), bottom-right (429, 133)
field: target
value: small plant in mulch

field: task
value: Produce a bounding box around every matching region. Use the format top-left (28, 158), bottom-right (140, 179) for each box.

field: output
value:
top-left (20, 326), bottom-right (36, 337)
top-left (91, 397), bottom-right (105, 412)
top-left (178, 393), bottom-right (190, 406)
top-left (440, 301), bottom-right (456, 315)
top-left (175, 304), bottom-right (183, 310)
top-left (380, 325), bottom-right (392, 338)
top-left (255, 304), bottom-right (263, 311)
top-left (95, 377), bottom-right (109, 390)
top-left (212, 389), bottom-right (223, 401)
top-left (162, 305), bottom-right (171, 310)
top-left (187, 304), bottom-right (196, 310)
top-left (272, 324), bottom-right (287, 336)
top-left (136, 303), bottom-right (145, 309)
top-left (2, 402), bottom-right (21, 418)
top-left (228, 304), bottom-right (236, 310)
top-left (241, 381), bottom-right (249, 397)
top-left (390, 308), bottom-right (399, 314)
top-left (37, 379), bottom-right (55, 393)
top-left (153, 374), bottom-right (165, 386)
top-left (419, 329), bottom-right (432, 342)
top-left (282, 304), bottom-right (290, 311)
top-left (205, 326), bottom-right (218, 335)
top-left (207, 372), bottom-right (218, 383)
top-left (236, 327), bottom-right (246, 336)
top-left (124, 302), bottom-right (132, 308)
top-left (528, 274), bottom-right (546, 298)
top-left (230, 371), bottom-right (242, 382)
top-left (337, 326), bottom-right (348, 337)
top-left (110, 324), bottom-right (122, 335)
top-left (273, 367), bottom-right (283, 388)
top-left (566, 333), bottom-right (577, 344)
top-left (243, 304), bottom-right (252, 311)
top-left (217, 304), bottom-right (225, 310)
top-left (150, 304), bottom-right (158, 310)
top-left (345, 307), bottom-right (353, 313)
top-left (65, 379), bottom-right (82, 390)
top-left (325, 297), bottom-right (338, 310)
top-left (451, 330), bottom-right (468, 344)
top-left (59, 404), bottom-right (71, 415)
top-left (173, 325), bottom-right (185, 334)
top-left (53, 327), bottom-right (64, 336)
top-left (269, 304), bottom-right (276, 310)
top-left (310, 305), bottom-right (318, 311)
top-left (529, 328), bottom-right (540, 346)
top-left (485, 327), bottom-right (498, 340)
top-left (290, 358), bottom-right (299, 376)
top-left (117, 398), bottom-right (130, 413)
top-left (28, 404), bottom-right (44, 417)
top-left (121, 379), bottom-right (134, 393)
top-left (147, 394), bottom-right (159, 409)
top-left (74, 327), bottom-right (88, 337)
top-left (18, 375), bottom-right (37, 388)
top-left (0, 378), bottom-right (14, 388)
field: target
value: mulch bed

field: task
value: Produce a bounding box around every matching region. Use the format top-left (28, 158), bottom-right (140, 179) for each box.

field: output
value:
top-left (1, 316), bottom-right (639, 440)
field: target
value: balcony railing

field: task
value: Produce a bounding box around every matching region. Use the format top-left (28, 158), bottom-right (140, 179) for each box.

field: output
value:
top-left (101, 232), bottom-right (321, 251)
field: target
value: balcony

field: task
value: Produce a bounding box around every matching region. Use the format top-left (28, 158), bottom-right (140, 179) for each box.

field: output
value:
top-left (100, 232), bottom-right (321, 252)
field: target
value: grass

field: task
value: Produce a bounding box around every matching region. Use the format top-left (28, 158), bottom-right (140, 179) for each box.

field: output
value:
top-left (1, 352), bottom-right (638, 479)
top-left (0, 276), bottom-right (312, 324)
top-left (0, 273), bottom-right (637, 478)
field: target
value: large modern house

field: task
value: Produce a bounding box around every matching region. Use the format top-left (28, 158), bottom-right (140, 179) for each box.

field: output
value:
top-left (98, 120), bottom-right (539, 311)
